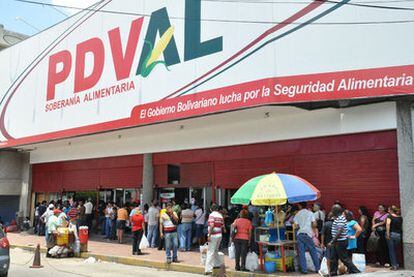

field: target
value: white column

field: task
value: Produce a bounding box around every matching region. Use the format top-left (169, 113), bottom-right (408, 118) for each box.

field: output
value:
top-left (142, 153), bottom-right (154, 206)
top-left (19, 152), bottom-right (31, 218)
top-left (396, 100), bottom-right (414, 270)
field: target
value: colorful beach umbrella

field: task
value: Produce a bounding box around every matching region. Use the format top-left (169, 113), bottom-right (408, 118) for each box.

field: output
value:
top-left (231, 172), bottom-right (320, 206)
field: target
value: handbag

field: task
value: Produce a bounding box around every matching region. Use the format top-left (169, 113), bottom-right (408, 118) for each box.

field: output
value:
top-left (366, 232), bottom-right (379, 253)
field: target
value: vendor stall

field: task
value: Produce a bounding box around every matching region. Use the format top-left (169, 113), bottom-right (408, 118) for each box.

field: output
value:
top-left (231, 172), bottom-right (321, 273)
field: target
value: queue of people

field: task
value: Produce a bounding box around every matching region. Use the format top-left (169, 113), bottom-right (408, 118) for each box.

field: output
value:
top-left (32, 197), bottom-right (403, 275)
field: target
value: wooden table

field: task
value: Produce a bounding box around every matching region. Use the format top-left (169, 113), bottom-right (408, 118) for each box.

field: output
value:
top-left (257, 240), bottom-right (296, 273)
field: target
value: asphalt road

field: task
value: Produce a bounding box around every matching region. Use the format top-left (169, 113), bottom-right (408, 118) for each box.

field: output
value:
top-left (8, 248), bottom-right (201, 277)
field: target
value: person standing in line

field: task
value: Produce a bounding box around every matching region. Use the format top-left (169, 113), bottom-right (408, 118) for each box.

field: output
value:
top-left (205, 203), bottom-right (225, 275)
top-left (158, 203), bottom-right (167, 251)
top-left (313, 203), bottom-right (326, 233)
top-left (46, 209), bottom-right (61, 257)
top-left (40, 204), bottom-right (55, 245)
top-left (117, 203), bottom-right (129, 244)
top-left (160, 202), bottom-right (179, 263)
top-left (357, 206), bottom-right (371, 254)
top-left (344, 210), bottom-right (362, 254)
top-left (110, 203), bottom-right (118, 240)
top-left (144, 204), bottom-right (149, 235)
top-left (386, 205), bottom-right (403, 270)
top-left (34, 202), bottom-right (40, 234)
top-left (328, 205), bottom-right (360, 276)
top-left (180, 203), bottom-right (195, 251)
top-left (231, 209), bottom-right (252, 272)
top-left (321, 213), bottom-right (334, 276)
top-left (293, 202), bottom-right (320, 274)
top-left (147, 200), bottom-right (160, 248)
top-left (78, 199), bottom-right (87, 227)
top-left (372, 204), bottom-right (390, 266)
top-left (37, 201), bottom-right (47, 236)
top-left (104, 202), bottom-right (114, 239)
top-left (194, 203), bottom-right (206, 246)
top-left (84, 198), bottom-right (93, 232)
top-left (130, 206), bottom-right (146, 255)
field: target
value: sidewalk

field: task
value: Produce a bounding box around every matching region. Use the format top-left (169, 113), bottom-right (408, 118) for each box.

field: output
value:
top-left (7, 232), bottom-right (409, 277)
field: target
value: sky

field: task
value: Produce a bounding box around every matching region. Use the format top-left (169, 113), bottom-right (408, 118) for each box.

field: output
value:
top-left (0, 0), bottom-right (99, 36)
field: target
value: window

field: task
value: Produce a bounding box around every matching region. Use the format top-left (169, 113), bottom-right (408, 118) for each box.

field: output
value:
top-left (168, 164), bottom-right (180, 184)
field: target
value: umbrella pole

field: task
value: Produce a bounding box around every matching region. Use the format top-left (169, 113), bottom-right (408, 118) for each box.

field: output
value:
top-left (275, 205), bottom-right (281, 242)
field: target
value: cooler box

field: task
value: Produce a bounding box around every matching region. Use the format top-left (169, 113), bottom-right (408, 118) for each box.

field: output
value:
top-left (79, 226), bottom-right (89, 244)
top-left (56, 227), bottom-right (69, 246)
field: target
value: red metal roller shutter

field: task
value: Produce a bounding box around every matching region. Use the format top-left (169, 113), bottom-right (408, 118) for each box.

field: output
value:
top-left (181, 162), bottom-right (212, 187)
top-left (215, 156), bottom-right (293, 189)
top-left (100, 167), bottom-right (142, 189)
top-left (294, 149), bottom-right (399, 214)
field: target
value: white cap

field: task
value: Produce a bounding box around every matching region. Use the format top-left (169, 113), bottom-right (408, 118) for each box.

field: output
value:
top-left (48, 204), bottom-right (55, 209)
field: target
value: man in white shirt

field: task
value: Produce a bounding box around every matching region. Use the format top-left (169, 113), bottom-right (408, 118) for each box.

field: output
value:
top-left (294, 202), bottom-right (320, 274)
top-left (84, 198), bottom-right (94, 232)
top-left (147, 200), bottom-right (160, 248)
top-left (41, 204), bottom-right (55, 246)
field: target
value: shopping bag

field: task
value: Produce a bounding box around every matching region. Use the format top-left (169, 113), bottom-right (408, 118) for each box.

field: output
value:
top-left (200, 252), bottom-right (207, 265)
top-left (367, 232), bottom-right (379, 253)
top-left (200, 243), bottom-right (208, 254)
top-left (246, 251), bottom-right (259, 272)
top-left (214, 252), bottom-right (225, 267)
top-left (228, 243), bottom-right (235, 259)
top-left (139, 234), bottom-right (149, 249)
top-left (352, 253), bottom-right (366, 272)
top-left (319, 257), bottom-right (329, 276)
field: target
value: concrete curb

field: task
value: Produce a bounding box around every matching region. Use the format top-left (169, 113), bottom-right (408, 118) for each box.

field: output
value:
top-left (11, 244), bottom-right (281, 276)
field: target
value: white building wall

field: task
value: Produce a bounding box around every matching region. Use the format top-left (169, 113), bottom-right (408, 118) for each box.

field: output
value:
top-left (28, 102), bottom-right (396, 164)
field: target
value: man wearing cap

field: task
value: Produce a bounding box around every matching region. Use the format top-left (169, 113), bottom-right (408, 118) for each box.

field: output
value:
top-left (46, 209), bottom-right (61, 257)
top-left (40, 203), bottom-right (55, 246)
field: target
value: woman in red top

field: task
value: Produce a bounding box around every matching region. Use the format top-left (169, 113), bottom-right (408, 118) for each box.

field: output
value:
top-left (130, 206), bottom-right (146, 255)
top-left (231, 209), bottom-right (253, 271)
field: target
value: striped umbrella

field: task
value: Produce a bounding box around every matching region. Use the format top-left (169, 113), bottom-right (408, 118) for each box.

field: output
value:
top-left (231, 172), bottom-right (320, 206)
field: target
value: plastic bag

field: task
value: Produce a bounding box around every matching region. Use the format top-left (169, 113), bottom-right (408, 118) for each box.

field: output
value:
top-left (200, 252), bottom-right (207, 265)
top-left (200, 243), bottom-right (208, 254)
top-left (139, 234), bottom-right (149, 249)
top-left (265, 210), bottom-right (274, 226)
top-left (319, 257), bottom-right (329, 276)
top-left (72, 239), bottom-right (80, 255)
top-left (215, 252), bottom-right (225, 267)
top-left (352, 253), bottom-right (366, 272)
top-left (228, 243), bottom-right (235, 259)
top-left (246, 251), bottom-right (259, 272)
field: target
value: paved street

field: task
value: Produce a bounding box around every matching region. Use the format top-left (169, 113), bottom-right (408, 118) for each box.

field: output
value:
top-left (8, 248), bottom-right (201, 277)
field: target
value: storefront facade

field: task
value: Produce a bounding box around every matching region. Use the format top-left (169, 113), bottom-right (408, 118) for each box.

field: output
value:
top-left (1, 0), bottom-right (414, 268)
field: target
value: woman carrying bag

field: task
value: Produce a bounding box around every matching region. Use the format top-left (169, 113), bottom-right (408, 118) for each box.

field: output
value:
top-left (231, 209), bottom-right (252, 271)
top-left (372, 204), bottom-right (390, 266)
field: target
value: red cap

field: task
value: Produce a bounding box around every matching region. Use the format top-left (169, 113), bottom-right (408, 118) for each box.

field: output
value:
top-left (53, 209), bottom-right (62, 214)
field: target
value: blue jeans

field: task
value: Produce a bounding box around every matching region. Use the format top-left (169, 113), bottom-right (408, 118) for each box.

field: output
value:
top-left (99, 216), bottom-right (106, 235)
top-left (105, 217), bottom-right (112, 238)
top-left (147, 224), bottom-right (158, 247)
top-left (387, 232), bottom-right (402, 268)
top-left (165, 232), bottom-right (178, 261)
top-left (180, 223), bottom-right (192, 250)
top-left (297, 233), bottom-right (320, 273)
